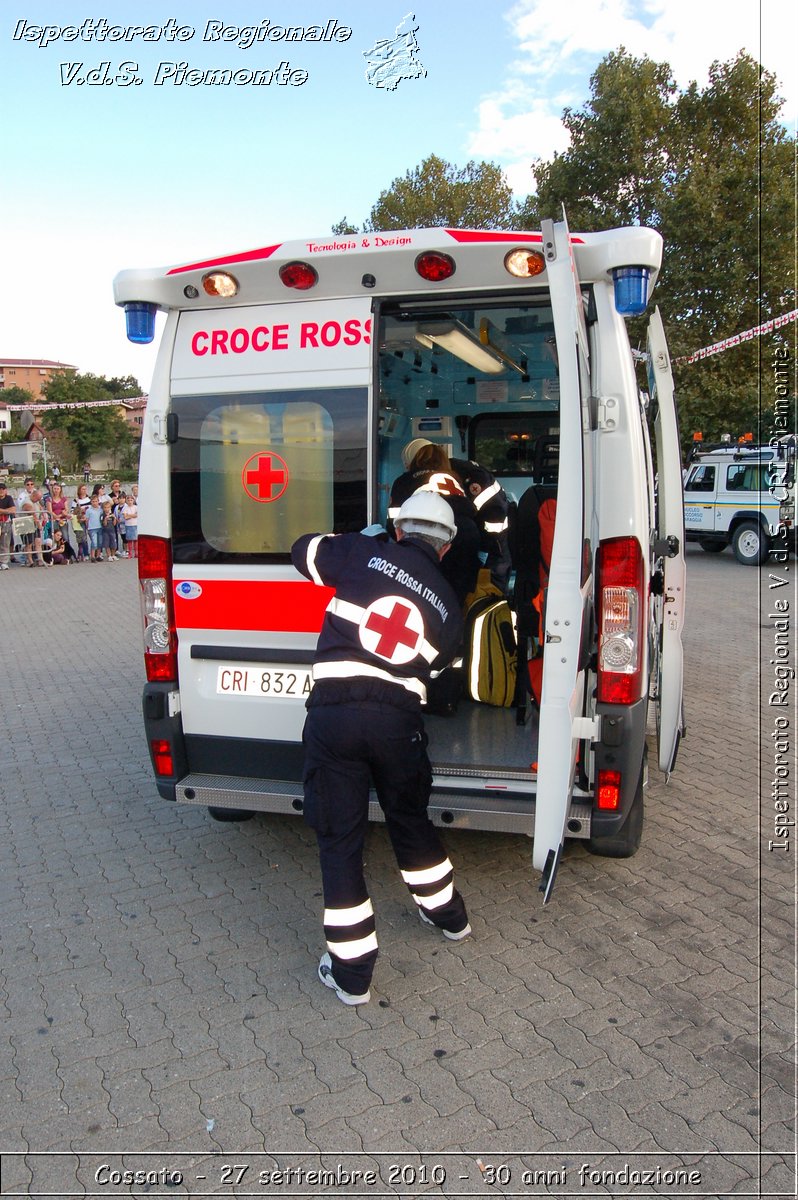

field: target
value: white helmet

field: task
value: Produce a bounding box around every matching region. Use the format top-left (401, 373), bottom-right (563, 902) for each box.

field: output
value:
top-left (401, 437), bottom-right (432, 469)
top-left (395, 489), bottom-right (457, 543)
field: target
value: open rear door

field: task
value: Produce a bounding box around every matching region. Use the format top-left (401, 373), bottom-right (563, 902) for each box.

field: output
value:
top-left (647, 307), bottom-right (686, 775)
top-left (533, 213), bottom-right (595, 900)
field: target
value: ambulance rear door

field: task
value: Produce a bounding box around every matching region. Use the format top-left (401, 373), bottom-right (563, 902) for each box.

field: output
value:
top-left (647, 307), bottom-right (686, 775)
top-left (167, 298), bottom-right (372, 764)
top-left (533, 213), bottom-right (595, 900)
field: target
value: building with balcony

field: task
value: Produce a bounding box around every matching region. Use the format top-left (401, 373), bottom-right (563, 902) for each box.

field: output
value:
top-left (0, 357), bottom-right (78, 398)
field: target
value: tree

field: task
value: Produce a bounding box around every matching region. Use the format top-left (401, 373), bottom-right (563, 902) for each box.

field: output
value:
top-left (522, 49), bottom-right (676, 231)
top-left (336, 154), bottom-right (520, 232)
top-left (0, 387), bottom-right (36, 446)
top-left (38, 373), bottom-right (134, 467)
top-left (331, 217), bottom-right (359, 236)
top-left (100, 374), bottom-right (143, 399)
top-left (518, 50), bottom-right (796, 446)
top-left (0, 385), bottom-right (36, 407)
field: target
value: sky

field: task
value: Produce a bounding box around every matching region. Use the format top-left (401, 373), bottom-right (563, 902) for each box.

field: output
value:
top-left (2, 0), bottom-right (796, 393)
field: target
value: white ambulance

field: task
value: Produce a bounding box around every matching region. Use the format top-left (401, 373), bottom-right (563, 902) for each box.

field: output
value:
top-left (114, 215), bottom-right (686, 899)
top-left (683, 441), bottom-right (795, 564)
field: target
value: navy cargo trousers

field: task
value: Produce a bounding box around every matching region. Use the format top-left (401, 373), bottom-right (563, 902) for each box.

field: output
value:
top-left (302, 697), bottom-right (468, 996)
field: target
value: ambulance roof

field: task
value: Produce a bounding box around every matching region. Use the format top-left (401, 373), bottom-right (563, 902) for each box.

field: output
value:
top-left (114, 225), bottom-right (663, 312)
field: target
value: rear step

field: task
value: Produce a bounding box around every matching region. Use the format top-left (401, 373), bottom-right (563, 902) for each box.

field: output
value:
top-left (175, 773), bottom-right (592, 837)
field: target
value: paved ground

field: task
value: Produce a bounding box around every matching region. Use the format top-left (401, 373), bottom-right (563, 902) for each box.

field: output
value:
top-left (0, 547), bottom-right (794, 1198)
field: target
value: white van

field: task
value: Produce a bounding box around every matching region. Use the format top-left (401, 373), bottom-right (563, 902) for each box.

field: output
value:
top-left (683, 441), bottom-right (795, 564)
top-left (114, 215), bottom-right (685, 899)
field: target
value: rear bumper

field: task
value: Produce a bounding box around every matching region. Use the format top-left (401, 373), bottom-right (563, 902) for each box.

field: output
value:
top-left (173, 770), bottom-right (592, 838)
top-left (143, 681), bottom-right (307, 800)
top-left (142, 684), bottom-right (597, 838)
top-left (591, 695), bottom-right (649, 837)
top-left (142, 682), bottom-right (189, 801)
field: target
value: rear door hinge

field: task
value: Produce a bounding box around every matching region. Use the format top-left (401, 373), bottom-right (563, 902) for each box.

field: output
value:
top-left (597, 396), bottom-right (619, 431)
top-left (572, 716), bottom-right (601, 742)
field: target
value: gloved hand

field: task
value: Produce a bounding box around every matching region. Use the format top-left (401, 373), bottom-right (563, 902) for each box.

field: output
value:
top-left (361, 524), bottom-right (388, 538)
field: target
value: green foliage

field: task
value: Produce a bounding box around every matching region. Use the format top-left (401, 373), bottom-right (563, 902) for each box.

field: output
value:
top-left (522, 49), bottom-right (677, 231)
top-left (338, 154), bottom-right (520, 232)
top-left (1, 385), bottom-right (36, 407)
top-left (331, 52), bottom-right (794, 446)
top-left (37, 372), bottom-right (137, 466)
top-left (331, 217), bottom-right (360, 235)
top-left (100, 374), bottom-right (143, 399)
top-left (515, 50), bottom-right (795, 448)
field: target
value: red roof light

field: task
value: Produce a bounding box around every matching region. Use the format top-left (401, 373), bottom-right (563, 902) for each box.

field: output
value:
top-left (279, 261), bottom-right (318, 290)
top-left (415, 252), bottom-right (456, 282)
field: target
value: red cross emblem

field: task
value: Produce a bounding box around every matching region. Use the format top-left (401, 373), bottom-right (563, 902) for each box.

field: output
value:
top-left (360, 596), bottom-right (424, 665)
top-left (242, 451), bottom-right (289, 503)
top-left (426, 473), bottom-right (464, 497)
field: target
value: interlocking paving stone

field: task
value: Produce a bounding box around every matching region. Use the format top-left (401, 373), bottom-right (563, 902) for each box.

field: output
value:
top-left (0, 543), bottom-right (792, 1196)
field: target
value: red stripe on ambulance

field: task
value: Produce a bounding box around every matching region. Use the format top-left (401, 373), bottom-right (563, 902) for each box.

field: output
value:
top-left (443, 229), bottom-right (584, 245)
top-left (173, 580), bottom-right (334, 632)
top-left (167, 244), bottom-right (282, 275)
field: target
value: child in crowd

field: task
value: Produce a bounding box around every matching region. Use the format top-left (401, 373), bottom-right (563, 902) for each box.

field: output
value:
top-left (72, 484), bottom-right (91, 561)
top-left (100, 501), bottom-right (117, 562)
top-left (114, 493), bottom-right (128, 557)
top-left (86, 494), bottom-right (104, 562)
top-left (71, 506), bottom-right (88, 561)
top-left (49, 529), bottom-right (76, 564)
top-left (17, 502), bottom-right (40, 566)
top-left (122, 491), bottom-right (138, 559)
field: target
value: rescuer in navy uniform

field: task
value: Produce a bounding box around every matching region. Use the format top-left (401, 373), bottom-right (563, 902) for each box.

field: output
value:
top-left (291, 491), bottom-right (471, 1006)
top-left (388, 439), bottom-right (481, 605)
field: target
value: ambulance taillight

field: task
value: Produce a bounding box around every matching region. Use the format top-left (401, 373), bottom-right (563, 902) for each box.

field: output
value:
top-left (150, 739), bottom-right (174, 777)
top-left (138, 536), bottom-right (177, 682)
top-left (596, 769), bottom-right (622, 809)
top-left (596, 537), bottom-right (645, 704)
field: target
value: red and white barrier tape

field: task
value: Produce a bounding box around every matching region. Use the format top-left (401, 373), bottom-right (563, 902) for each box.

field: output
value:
top-left (3, 399), bottom-right (142, 412)
top-left (673, 309), bottom-right (797, 365)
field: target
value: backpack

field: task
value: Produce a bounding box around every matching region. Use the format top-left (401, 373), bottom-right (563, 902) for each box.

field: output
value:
top-left (463, 593), bottom-right (517, 707)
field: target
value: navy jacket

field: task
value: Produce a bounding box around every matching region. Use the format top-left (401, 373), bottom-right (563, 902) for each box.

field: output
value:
top-left (291, 531), bottom-right (462, 709)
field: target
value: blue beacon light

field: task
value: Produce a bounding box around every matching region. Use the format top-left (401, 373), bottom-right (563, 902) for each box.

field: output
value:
top-left (125, 302), bottom-right (157, 344)
top-left (612, 267), bottom-right (650, 317)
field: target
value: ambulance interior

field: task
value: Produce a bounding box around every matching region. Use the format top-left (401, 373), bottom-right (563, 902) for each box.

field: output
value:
top-left (376, 299), bottom-right (561, 783)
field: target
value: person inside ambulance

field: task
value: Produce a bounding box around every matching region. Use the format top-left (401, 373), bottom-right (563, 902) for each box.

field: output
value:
top-left (450, 459), bottom-right (512, 591)
top-left (291, 492), bottom-right (471, 1006)
top-left (389, 439), bottom-right (481, 606)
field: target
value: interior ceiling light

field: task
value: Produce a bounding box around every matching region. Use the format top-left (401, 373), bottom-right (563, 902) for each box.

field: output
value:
top-left (414, 321), bottom-right (505, 375)
top-left (479, 318), bottom-right (527, 376)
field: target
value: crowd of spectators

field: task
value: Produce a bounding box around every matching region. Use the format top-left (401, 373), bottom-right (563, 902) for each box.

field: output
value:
top-left (0, 477), bottom-right (139, 569)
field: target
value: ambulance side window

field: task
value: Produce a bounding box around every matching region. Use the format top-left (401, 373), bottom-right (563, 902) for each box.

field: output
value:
top-left (170, 386), bottom-right (367, 563)
top-left (684, 466), bottom-right (715, 493)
